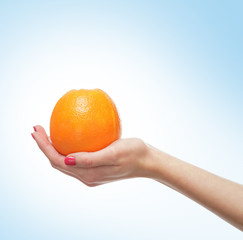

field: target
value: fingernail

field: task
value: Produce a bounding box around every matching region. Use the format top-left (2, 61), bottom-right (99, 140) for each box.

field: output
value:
top-left (31, 133), bottom-right (35, 140)
top-left (64, 156), bottom-right (76, 166)
top-left (33, 126), bottom-right (37, 132)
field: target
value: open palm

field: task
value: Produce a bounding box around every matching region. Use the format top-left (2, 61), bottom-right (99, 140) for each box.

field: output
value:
top-left (32, 125), bottom-right (149, 186)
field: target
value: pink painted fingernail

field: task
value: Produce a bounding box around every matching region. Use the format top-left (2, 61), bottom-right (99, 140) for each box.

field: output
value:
top-left (64, 156), bottom-right (76, 166)
top-left (33, 126), bottom-right (37, 132)
top-left (31, 133), bottom-right (35, 140)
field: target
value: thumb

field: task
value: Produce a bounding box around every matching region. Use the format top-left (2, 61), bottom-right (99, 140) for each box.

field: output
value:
top-left (64, 146), bottom-right (117, 168)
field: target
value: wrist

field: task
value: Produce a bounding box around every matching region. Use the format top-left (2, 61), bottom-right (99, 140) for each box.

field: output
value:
top-left (142, 144), bottom-right (175, 183)
top-left (138, 143), bottom-right (164, 179)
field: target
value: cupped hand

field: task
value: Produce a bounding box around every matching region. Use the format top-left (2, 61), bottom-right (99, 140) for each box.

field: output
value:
top-left (32, 125), bottom-right (151, 187)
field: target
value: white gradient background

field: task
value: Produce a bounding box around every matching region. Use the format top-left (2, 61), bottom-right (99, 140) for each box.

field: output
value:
top-left (0, 1), bottom-right (242, 239)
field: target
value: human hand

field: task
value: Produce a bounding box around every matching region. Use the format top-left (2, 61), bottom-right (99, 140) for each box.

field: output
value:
top-left (32, 125), bottom-right (151, 186)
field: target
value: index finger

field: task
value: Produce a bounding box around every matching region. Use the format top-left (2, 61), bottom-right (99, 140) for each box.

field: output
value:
top-left (32, 128), bottom-right (66, 169)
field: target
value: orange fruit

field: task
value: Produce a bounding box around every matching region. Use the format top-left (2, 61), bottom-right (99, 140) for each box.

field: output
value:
top-left (50, 89), bottom-right (121, 155)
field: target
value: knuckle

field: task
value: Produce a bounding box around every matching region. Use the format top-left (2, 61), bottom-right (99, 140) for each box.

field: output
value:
top-left (42, 140), bottom-right (51, 149)
top-left (109, 145), bottom-right (119, 159)
top-left (133, 138), bottom-right (146, 152)
top-left (50, 161), bottom-right (57, 169)
top-left (49, 157), bottom-right (62, 169)
top-left (133, 138), bottom-right (145, 146)
top-left (82, 156), bottom-right (93, 167)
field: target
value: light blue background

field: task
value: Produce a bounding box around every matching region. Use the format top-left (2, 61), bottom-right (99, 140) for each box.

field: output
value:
top-left (0, 0), bottom-right (242, 239)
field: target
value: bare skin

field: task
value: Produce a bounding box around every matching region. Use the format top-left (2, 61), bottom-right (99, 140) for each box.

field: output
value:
top-left (32, 125), bottom-right (243, 231)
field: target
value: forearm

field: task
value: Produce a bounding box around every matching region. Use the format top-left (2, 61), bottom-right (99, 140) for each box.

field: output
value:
top-left (145, 146), bottom-right (243, 231)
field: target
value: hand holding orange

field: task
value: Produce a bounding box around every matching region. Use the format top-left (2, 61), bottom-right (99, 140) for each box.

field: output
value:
top-left (50, 89), bottom-right (121, 155)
